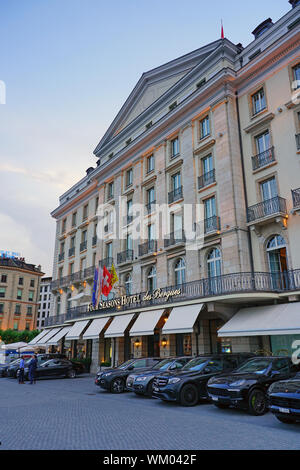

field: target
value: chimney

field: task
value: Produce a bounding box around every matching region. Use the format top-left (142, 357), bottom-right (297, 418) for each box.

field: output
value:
top-left (251, 18), bottom-right (274, 39)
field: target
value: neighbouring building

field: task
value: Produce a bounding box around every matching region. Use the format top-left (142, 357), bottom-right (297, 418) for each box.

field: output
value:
top-left (37, 277), bottom-right (52, 330)
top-left (38, 1), bottom-right (300, 373)
top-left (0, 255), bottom-right (44, 331)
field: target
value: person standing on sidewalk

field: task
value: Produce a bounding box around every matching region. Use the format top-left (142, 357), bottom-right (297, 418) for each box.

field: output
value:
top-left (28, 355), bottom-right (38, 384)
top-left (18, 356), bottom-right (25, 384)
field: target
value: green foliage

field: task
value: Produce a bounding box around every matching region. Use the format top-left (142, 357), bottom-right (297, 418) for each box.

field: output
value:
top-left (100, 361), bottom-right (111, 367)
top-left (0, 329), bottom-right (40, 345)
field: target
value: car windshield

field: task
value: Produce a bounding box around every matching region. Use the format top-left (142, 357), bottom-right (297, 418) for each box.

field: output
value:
top-left (153, 359), bottom-right (174, 370)
top-left (118, 360), bottom-right (134, 370)
top-left (235, 358), bottom-right (271, 374)
top-left (181, 358), bottom-right (210, 372)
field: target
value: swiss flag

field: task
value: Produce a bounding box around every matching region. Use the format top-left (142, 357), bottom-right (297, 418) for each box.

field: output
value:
top-left (102, 265), bottom-right (112, 297)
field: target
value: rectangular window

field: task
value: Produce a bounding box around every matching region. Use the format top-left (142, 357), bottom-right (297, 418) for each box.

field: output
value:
top-left (69, 263), bottom-right (74, 275)
top-left (58, 267), bottom-right (63, 279)
top-left (19, 277), bottom-right (23, 285)
top-left (30, 279), bottom-right (35, 288)
top-left (0, 304), bottom-right (3, 313)
top-left (28, 291), bottom-right (34, 302)
top-left (95, 196), bottom-right (99, 215)
top-left (252, 88), bottom-right (266, 115)
top-left (1, 274), bottom-right (7, 283)
top-left (126, 233), bottom-right (133, 250)
top-left (147, 154), bottom-right (154, 173)
top-left (204, 196), bottom-right (216, 219)
top-left (0, 287), bottom-right (6, 298)
top-left (200, 116), bottom-right (210, 139)
top-left (202, 154), bottom-right (213, 175)
top-left (83, 204), bottom-right (88, 221)
top-left (171, 137), bottom-right (179, 158)
top-left (255, 130), bottom-right (270, 154)
top-left (71, 236), bottom-right (75, 248)
top-left (127, 199), bottom-right (133, 219)
top-left (25, 322), bottom-right (30, 331)
top-left (13, 322), bottom-right (18, 331)
top-left (148, 224), bottom-right (155, 241)
top-left (17, 289), bottom-right (22, 300)
top-left (27, 306), bottom-right (32, 315)
top-left (60, 241), bottom-right (65, 254)
top-left (260, 177), bottom-right (278, 201)
top-left (72, 212), bottom-right (77, 227)
top-left (292, 64), bottom-right (300, 88)
top-left (61, 218), bottom-right (66, 233)
top-left (126, 168), bottom-right (133, 187)
top-left (108, 182), bottom-right (114, 200)
top-left (81, 230), bottom-right (87, 242)
top-left (80, 257), bottom-right (86, 271)
top-left (172, 172), bottom-right (181, 191)
top-left (15, 304), bottom-right (21, 314)
top-left (106, 242), bottom-right (112, 259)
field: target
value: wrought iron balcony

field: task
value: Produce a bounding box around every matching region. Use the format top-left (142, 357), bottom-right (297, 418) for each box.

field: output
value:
top-left (117, 249), bottom-right (134, 264)
top-left (83, 265), bottom-right (95, 279)
top-left (92, 235), bottom-right (97, 246)
top-left (168, 186), bottom-right (183, 204)
top-left (99, 257), bottom-right (113, 268)
top-left (164, 230), bottom-right (186, 248)
top-left (68, 246), bottom-right (75, 257)
top-left (71, 271), bottom-right (82, 283)
top-left (138, 240), bottom-right (157, 257)
top-left (296, 134), bottom-right (300, 151)
top-left (80, 241), bottom-right (87, 252)
top-left (44, 269), bottom-right (300, 326)
top-left (58, 252), bottom-right (64, 262)
top-left (145, 200), bottom-right (156, 214)
top-left (251, 147), bottom-right (275, 171)
top-left (198, 169), bottom-right (216, 190)
top-left (204, 215), bottom-right (221, 234)
top-left (292, 188), bottom-right (300, 209)
top-left (247, 196), bottom-right (287, 223)
top-left (50, 279), bottom-right (60, 290)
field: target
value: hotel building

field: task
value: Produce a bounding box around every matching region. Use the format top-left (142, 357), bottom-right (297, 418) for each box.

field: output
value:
top-left (40, 1), bottom-right (300, 373)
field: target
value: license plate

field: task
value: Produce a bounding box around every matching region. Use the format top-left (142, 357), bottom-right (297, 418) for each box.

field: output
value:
top-left (279, 407), bottom-right (290, 414)
top-left (212, 396), bottom-right (218, 401)
top-left (153, 386), bottom-right (159, 392)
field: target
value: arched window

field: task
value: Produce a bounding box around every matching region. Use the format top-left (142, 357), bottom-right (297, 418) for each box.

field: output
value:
top-left (174, 258), bottom-right (186, 285)
top-left (125, 273), bottom-right (132, 295)
top-left (147, 266), bottom-right (157, 291)
top-left (207, 248), bottom-right (221, 278)
top-left (56, 296), bottom-right (61, 315)
top-left (267, 235), bottom-right (287, 274)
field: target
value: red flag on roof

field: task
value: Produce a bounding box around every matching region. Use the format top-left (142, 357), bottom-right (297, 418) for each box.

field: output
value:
top-left (221, 20), bottom-right (224, 39)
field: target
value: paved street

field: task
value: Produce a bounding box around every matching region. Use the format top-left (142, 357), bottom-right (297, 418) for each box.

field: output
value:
top-left (0, 375), bottom-right (299, 450)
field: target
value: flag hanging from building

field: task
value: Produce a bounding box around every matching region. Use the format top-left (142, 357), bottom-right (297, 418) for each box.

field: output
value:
top-left (110, 263), bottom-right (119, 286)
top-left (92, 267), bottom-right (99, 307)
top-left (102, 265), bottom-right (112, 297)
top-left (221, 20), bottom-right (224, 39)
top-left (97, 264), bottom-right (104, 305)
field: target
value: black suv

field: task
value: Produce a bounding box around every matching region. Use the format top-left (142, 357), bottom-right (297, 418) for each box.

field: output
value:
top-left (207, 356), bottom-right (298, 415)
top-left (152, 353), bottom-right (253, 406)
top-left (8, 353), bottom-right (66, 378)
top-left (268, 371), bottom-right (300, 424)
top-left (95, 357), bottom-right (161, 393)
top-left (126, 357), bottom-right (191, 396)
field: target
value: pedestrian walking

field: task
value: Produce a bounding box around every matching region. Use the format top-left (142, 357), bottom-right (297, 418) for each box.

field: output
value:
top-left (18, 356), bottom-right (25, 384)
top-left (28, 355), bottom-right (38, 384)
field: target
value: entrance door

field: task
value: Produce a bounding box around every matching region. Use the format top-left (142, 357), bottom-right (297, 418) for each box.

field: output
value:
top-left (267, 235), bottom-right (288, 289)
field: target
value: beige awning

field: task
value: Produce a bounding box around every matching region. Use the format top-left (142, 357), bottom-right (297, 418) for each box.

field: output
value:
top-left (65, 320), bottom-right (90, 340)
top-left (28, 330), bottom-right (49, 345)
top-left (82, 318), bottom-right (111, 340)
top-left (218, 303), bottom-right (300, 337)
top-left (47, 326), bottom-right (72, 345)
top-left (162, 304), bottom-right (204, 335)
top-left (36, 327), bottom-right (62, 345)
top-left (129, 309), bottom-right (165, 336)
top-left (104, 314), bottom-right (135, 338)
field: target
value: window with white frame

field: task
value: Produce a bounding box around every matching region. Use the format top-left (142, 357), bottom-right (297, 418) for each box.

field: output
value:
top-left (174, 258), bottom-right (186, 285)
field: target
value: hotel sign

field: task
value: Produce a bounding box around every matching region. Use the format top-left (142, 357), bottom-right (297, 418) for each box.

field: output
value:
top-left (88, 287), bottom-right (182, 312)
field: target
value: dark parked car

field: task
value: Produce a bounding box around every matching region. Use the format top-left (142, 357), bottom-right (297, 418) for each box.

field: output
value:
top-left (207, 356), bottom-right (298, 415)
top-left (126, 357), bottom-right (191, 396)
top-left (0, 358), bottom-right (21, 377)
top-left (152, 353), bottom-right (254, 406)
top-left (21, 358), bottom-right (77, 380)
top-left (268, 371), bottom-right (300, 424)
top-left (95, 357), bottom-right (162, 393)
top-left (8, 353), bottom-right (66, 378)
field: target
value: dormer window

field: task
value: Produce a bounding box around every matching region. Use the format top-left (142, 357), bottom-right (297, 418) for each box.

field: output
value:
top-left (125, 138), bottom-right (132, 146)
top-left (196, 78), bottom-right (206, 89)
top-left (251, 18), bottom-right (274, 39)
top-left (169, 101), bottom-right (177, 111)
top-left (146, 121), bottom-right (153, 130)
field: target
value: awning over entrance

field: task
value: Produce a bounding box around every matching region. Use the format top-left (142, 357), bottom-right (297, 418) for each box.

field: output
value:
top-left (129, 309), bottom-right (165, 337)
top-left (47, 326), bottom-right (72, 346)
top-left (162, 304), bottom-right (204, 335)
top-left (82, 318), bottom-right (111, 340)
top-left (104, 313), bottom-right (135, 338)
top-left (218, 303), bottom-right (300, 337)
top-left (28, 329), bottom-right (50, 345)
top-left (65, 320), bottom-right (90, 340)
top-left (36, 327), bottom-right (62, 345)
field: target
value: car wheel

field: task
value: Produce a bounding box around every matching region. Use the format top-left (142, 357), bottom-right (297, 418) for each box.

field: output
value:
top-left (276, 415), bottom-right (296, 424)
top-left (248, 389), bottom-right (267, 416)
top-left (146, 380), bottom-right (154, 397)
top-left (111, 377), bottom-right (125, 394)
top-left (67, 369), bottom-right (76, 379)
top-left (214, 403), bottom-right (230, 409)
top-left (179, 384), bottom-right (199, 407)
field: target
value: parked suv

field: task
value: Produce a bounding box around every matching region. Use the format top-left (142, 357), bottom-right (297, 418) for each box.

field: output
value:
top-left (8, 353), bottom-right (66, 378)
top-left (207, 356), bottom-right (298, 415)
top-left (126, 357), bottom-right (191, 396)
top-left (268, 371), bottom-right (300, 423)
top-left (152, 353), bottom-right (253, 406)
top-left (95, 357), bottom-right (161, 393)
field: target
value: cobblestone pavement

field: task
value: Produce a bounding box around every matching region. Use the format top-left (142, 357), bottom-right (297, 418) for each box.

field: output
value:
top-left (0, 375), bottom-right (299, 450)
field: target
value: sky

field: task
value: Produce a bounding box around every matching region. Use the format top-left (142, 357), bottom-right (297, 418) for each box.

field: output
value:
top-left (0, 0), bottom-right (290, 276)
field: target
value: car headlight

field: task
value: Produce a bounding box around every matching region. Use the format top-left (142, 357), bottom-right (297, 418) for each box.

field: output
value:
top-left (103, 372), bottom-right (112, 377)
top-left (168, 377), bottom-right (181, 384)
top-left (230, 379), bottom-right (247, 387)
top-left (136, 376), bottom-right (148, 382)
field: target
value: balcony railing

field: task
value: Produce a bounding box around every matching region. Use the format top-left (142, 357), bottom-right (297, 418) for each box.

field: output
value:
top-left (164, 230), bottom-right (186, 248)
top-left (198, 170), bottom-right (216, 189)
top-left (168, 186), bottom-right (183, 204)
top-left (80, 241), bottom-right (87, 252)
top-left (296, 133), bottom-right (300, 151)
top-left (247, 196), bottom-right (287, 223)
top-left (204, 216), bottom-right (220, 234)
top-left (83, 265), bottom-right (95, 279)
top-left (252, 147), bottom-right (275, 171)
top-left (292, 188), bottom-right (300, 208)
top-left (138, 240), bottom-right (157, 256)
top-left (44, 269), bottom-right (300, 326)
top-left (68, 247), bottom-right (75, 257)
top-left (117, 249), bottom-right (134, 264)
top-left (58, 252), bottom-right (64, 262)
top-left (99, 257), bottom-right (113, 268)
